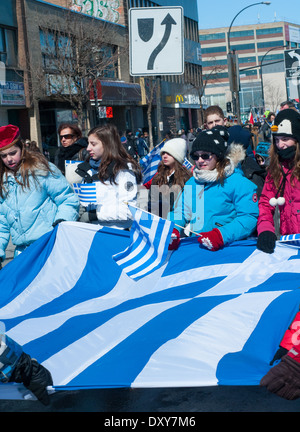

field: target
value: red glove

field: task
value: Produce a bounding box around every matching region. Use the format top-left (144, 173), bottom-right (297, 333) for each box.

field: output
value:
top-left (260, 345), bottom-right (300, 400)
top-left (197, 228), bottom-right (224, 252)
top-left (168, 228), bottom-right (180, 250)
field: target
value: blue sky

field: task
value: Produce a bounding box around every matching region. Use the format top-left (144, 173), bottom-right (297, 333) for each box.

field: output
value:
top-left (197, 0), bottom-right (300, 29)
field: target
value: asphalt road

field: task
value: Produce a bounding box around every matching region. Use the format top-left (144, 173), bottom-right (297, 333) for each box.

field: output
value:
top-left (0, 385), bottom-right (300, 412)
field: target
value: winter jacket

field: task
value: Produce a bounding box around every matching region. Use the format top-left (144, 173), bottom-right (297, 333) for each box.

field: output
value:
top-left (0, 162), bottom-right (79, 260)
top-left (147, 171), bottom-right (190, 219)
top-left (257, 165), bottom-right (300, 236)
top-left (75, 161), bottom-right (140, 230)
top-left (54, 137), bottom-right (89, 174)
top-left (169, 144), bottom-right (259, 245)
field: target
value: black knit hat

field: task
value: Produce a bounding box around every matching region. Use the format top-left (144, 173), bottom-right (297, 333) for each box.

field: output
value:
top-left (191, 126), bottom-right (230, 159)
top-left (271, 109), bottom-right (300, 144)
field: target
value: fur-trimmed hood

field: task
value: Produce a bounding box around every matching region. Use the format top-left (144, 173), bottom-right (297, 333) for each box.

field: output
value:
top-left (193, 143), bottom-right (246, 184)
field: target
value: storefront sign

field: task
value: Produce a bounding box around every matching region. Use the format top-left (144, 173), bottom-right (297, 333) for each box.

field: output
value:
top-left (0, 81), bottom-right (25, 106)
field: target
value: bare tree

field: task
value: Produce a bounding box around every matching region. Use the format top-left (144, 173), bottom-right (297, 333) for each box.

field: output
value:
top-left (185, 57), bottom-right (226, 125)
top-left (263, 78), bottom-right (286, 113)
top-left (27, 9), bottom-right (123, 130)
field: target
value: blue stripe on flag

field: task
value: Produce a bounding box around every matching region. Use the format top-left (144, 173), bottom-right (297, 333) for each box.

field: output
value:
top-left (113, 205), bottom-right (174, 280)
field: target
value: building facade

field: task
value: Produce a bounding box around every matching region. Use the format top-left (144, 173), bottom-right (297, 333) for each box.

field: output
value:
top-left (199, 21), bottom-right (300, 120)
top-left (0, 1), bottom-right (28, 138)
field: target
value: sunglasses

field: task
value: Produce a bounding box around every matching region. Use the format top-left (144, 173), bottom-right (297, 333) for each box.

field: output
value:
top-left (191, 152), bottom-right (212, 161)
top-left (60, 134), bottom-right (75, 140)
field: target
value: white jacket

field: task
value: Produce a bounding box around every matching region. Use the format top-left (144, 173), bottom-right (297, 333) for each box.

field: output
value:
top-left (94, 167), bottom-right (139, 229)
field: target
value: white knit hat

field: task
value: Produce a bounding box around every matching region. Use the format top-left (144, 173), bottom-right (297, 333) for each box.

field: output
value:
top-left (160, 138), bottom-right (187, 164)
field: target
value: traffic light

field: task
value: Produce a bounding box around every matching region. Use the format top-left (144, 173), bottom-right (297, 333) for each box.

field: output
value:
top-left (226, 102), bottom-right (232, 113)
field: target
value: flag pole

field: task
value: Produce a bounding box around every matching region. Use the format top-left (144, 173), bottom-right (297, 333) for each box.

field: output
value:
top-left (124, 202), bottom-right (202, 237)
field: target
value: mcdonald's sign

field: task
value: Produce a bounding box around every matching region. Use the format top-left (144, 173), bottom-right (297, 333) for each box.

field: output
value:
top-left (175, 94), bottom-right (184, 103)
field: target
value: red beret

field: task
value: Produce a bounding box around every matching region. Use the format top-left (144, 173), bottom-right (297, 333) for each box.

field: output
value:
top-left (0, 125), bottom-right (21, 151)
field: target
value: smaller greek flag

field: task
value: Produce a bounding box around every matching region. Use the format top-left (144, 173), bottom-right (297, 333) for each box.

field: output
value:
top-left (279, 233), bottom-right (300, 247)
top-left (113, 205), bottom-right (174, 281)
top-left (72, 183), bottom-right (97, 206)
top-left (183, 157), bottom-right (193, 170)
top-left (139, 141), bottom-right (165, 184)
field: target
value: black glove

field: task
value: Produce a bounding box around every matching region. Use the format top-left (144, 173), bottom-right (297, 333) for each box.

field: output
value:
top-left (52, 219), bottom-right (65, 228)
top-left (257, 231), bottom-right (277, 254)
top-left (10, 353), bottom-right (53, 405)
top-left (270, 346), bottom-right (288, 365)
top-left (260, 354), bottom-right (300, 400)
top-left (0, 258), bottom-right (2, 270)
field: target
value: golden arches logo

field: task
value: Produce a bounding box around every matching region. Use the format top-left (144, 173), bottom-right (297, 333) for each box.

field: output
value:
top-left (175, 94), bottom-right (184, 102)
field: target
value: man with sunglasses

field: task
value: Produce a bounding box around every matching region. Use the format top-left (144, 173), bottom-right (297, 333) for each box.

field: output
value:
top-left (55, 123), bottom-right (88, 175)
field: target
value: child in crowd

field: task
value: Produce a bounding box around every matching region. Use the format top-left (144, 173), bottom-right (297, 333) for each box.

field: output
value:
top-left (0, 125), bottom-right (79, 264)
top-left (145, 138), bottom-right (191, 219)
top-left (257, 109), bottom-right (300, 254)
top-left (169, 126), bottom-right (259, 251)
top-left (76, 123), bottom-right (142, 230)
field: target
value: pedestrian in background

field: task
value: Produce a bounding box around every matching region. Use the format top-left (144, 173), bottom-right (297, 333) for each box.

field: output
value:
top-left (0, 124), bottom-right (79, 266)
top-left (55, 123), bottom-right (88, 175)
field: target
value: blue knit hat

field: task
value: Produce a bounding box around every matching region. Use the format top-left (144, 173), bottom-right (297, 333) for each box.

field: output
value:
top-left (256, 142), bottom-right (270, 159)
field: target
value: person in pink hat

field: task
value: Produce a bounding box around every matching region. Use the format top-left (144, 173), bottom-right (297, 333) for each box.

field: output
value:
top-left (0, 125), bottom-right (79, 265)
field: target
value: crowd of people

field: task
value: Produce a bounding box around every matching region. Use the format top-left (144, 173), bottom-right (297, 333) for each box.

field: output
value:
top-left (1, 101), bottom-right (300, 403)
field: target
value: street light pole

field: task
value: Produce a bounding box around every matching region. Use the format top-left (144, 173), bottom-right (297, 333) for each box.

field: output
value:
top-left (227, 2), bottom-right (271, 124)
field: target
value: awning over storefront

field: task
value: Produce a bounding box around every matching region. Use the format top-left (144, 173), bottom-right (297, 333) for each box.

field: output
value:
top-left (90, 80), bottom-right (141, 105)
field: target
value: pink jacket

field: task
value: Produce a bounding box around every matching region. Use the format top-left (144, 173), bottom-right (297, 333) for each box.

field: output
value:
top-left (257, 168), bottom-right (300, 236)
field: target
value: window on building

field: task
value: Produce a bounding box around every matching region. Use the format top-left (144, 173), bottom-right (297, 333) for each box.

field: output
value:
top-left (239, 56), bottom-right (256, 64)
top-left (230, 30), bottom-right (254, 38)
top-left (0, 27), bottom-right (17, 67)
top-left (202, 46), bottom-right (227, 54)
top-left (257, 40), bottom-right (284, 49)
top-left (199, 32), bottom-right (225, 41)
top-left (230, 43), bottom-right (255, 51)
top-left (256, 27), bottom-right (283, 36)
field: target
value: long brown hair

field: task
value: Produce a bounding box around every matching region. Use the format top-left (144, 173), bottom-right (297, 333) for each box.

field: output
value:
top-left (88, 123), bottom-right (142, 184)
top-left (216, 157), bottom-right (231, 185)
top-left (152, 159), bottom-right (191, 188)
top-left (267, 142), bottom-right (300, 188)
top-left (0, 140), bottom-right (52, 198)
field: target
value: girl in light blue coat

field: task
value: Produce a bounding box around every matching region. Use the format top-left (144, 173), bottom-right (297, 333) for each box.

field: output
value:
top-left (169, 126), bottom-right (259, 251)
top-left (0, 125), bottom-right (79, 264)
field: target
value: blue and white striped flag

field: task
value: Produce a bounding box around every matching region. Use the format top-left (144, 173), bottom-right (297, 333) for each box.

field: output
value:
top-left (113, 205), bottom-right (174, 281)
top-left (72, 183), bottom-right (97, 206)
top-left (140, 141), bottom-right (193, 184)
top-left (139, 140), bottom-right (165, 184)
top-left (279, 233), bottom-right (300, 247)
top-left (1, 223), bottom-right (300, 400)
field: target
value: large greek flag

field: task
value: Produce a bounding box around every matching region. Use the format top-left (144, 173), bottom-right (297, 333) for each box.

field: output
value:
top-left (0, 222), bottom-right (300, 400)
top-left (113, 205), bottom-right (174, 281)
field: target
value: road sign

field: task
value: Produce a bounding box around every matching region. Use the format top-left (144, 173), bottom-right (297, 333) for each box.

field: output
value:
top-left (284, 49), bottom-right (300, 78)
top-left (129, 7), bottom-right (184, 76)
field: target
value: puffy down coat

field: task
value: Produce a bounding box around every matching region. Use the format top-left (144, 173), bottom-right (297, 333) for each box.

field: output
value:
top-left (0, 162), bottom-right (79, 260)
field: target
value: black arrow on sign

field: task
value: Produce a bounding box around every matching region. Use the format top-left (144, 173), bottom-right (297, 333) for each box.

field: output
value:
top-left (147, 13), bottom-right (177, 70)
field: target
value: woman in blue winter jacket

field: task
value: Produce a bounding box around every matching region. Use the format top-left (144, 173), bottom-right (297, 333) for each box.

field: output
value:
top-left (0, 124), bottom-right (79, 264)
top-left (169, 126), bottom-right (259, 251)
